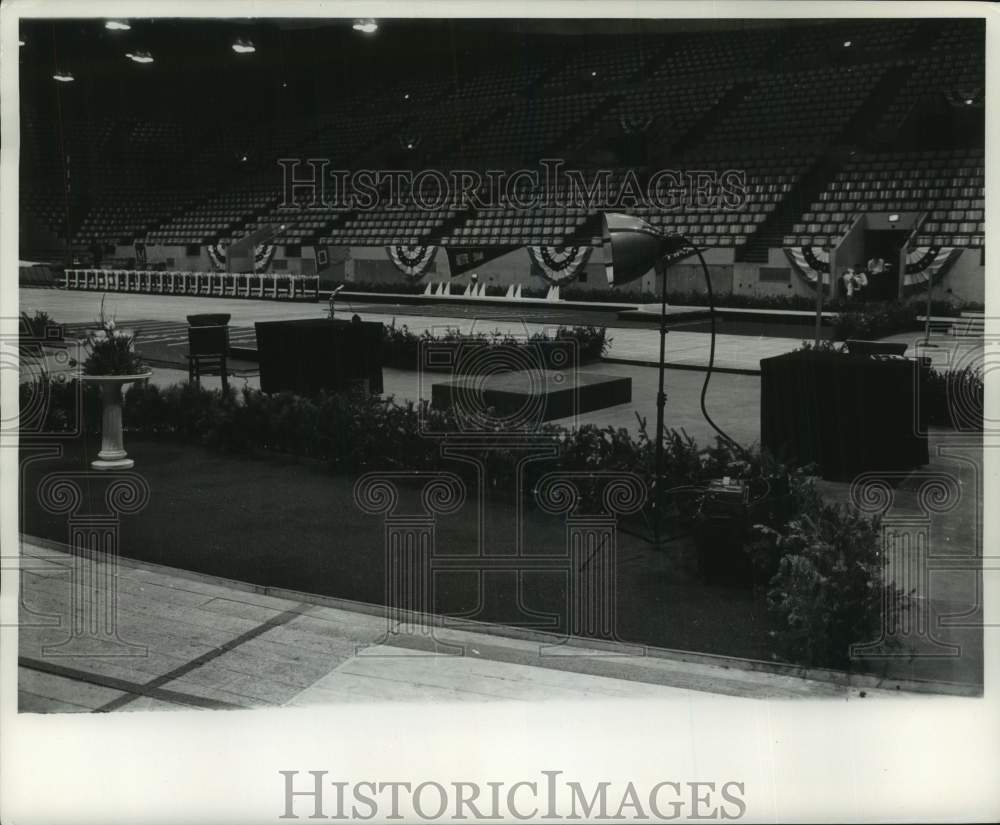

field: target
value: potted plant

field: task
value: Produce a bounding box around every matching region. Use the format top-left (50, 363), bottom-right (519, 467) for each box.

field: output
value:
top-left (81, 299), bottom-right (151, 470)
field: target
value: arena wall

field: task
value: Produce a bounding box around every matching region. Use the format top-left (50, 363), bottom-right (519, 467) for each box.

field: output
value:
top-left (124, 242), bottom-right (984, 306)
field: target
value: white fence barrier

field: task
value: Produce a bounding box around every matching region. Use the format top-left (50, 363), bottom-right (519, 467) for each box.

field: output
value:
top-left (61, 269), bottom-right (320, 301)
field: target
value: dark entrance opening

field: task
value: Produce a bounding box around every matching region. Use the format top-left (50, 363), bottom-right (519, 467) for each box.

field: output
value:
top-left (863, 229), bottom-right (908, 301)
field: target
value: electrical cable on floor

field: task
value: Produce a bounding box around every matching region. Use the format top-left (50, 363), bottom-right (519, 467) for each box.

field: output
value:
top-left (690, 241), bottom-right (743, 453)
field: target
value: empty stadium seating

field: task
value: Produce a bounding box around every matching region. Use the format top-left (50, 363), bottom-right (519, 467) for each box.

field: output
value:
top-left (785, 148), bottom-right (984, 247)
top-left (19, 17), bottom-right (985, 262)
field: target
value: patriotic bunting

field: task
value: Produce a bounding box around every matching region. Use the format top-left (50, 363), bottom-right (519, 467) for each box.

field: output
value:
top-left (528, 245), bottom-right (593, 284)
top-left (902, 246), bottom-right (961, 287)
top-left (207, 240), bottom-right (276, 272)
top-left (387, 244), bottom-right (437, 280)
top-left (784, 246), bottom-right (833, 286)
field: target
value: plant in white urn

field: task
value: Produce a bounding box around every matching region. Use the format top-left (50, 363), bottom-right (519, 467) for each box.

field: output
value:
top-left (81, 297), bottom-right (152, 470)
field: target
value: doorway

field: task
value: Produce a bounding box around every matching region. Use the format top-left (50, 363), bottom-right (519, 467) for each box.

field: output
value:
top-left (863, 229), bottom-right (907, 301)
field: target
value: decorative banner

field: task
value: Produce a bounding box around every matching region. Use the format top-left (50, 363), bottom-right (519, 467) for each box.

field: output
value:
top-left (206, 240), bottom-right (276, 272)
top-left (528, 245), bottom-right (593, 285)
top-left (445, 246), bottom-right (521, 277)
top-left (784, 246), bottom-right (833, 286)
top-left (387, 244), bottom-right (437, 280)
top-left (902, 246), bottom-right (962, 287)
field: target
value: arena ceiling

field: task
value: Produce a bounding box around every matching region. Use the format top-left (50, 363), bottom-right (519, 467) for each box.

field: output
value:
top-left (15, 17), bottom-right (871, 122)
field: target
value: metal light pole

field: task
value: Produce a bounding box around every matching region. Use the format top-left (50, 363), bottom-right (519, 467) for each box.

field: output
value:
top-left (652, 257), bottom-right (669, 547)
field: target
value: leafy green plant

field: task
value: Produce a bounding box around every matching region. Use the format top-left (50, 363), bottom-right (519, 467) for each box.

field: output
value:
top-left (793, 339), bottom-right (847, 354)
top-left (81, 297), bottom-right (146, 376)
top-left (751, 482), bottom-right (905, 670)
top-left (923, 365), bottom-right (984, 430)
top-left (831, 301), bottom-right (922, 340)
top-left (19, 310), bottom-right (63, 341)
top-left (378, 319), bottom-right (610, 371)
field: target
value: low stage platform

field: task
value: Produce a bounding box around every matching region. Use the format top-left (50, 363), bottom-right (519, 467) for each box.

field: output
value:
top-left (431, 370), bottom-right (632, 423)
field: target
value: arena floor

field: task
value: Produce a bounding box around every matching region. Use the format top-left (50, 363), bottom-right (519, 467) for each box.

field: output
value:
top-left (18, 287), bottom-right (823, 373)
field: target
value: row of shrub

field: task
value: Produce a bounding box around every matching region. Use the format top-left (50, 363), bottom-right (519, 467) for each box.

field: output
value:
top-left (793, 341), bottom-right (984, 431)
top-left (830, 301), bottom-right (925, 340)
top-left (923, 365), bottom-right (985, 430)
top-left (379, 321), bottom-right (610, 371)
top-left (23, 375), bottom-right (905, 670)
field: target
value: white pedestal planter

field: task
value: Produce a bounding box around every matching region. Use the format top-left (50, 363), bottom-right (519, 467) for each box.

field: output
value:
top-left (82, 372), bottom-right (152, 470)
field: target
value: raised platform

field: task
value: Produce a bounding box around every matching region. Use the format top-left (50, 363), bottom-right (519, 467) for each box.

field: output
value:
top-left (431, 369), bottom-right (632, 422)
top-left (335, 289), bottom-right (641, 313)
top-left (618, 304), bottom-right (837, 326)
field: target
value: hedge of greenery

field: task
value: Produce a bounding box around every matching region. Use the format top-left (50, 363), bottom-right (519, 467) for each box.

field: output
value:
top-left (923, 365), bottom-right (984, 430)
top-left (830, 301), bottom-right (924, 340)
top-left (19, 310), bottom-right (63, 340)
top-left (22, 375), bottom-right (906, 671)
top-left (379, 321), bottom-right (610, 371)
top-left (793, 342), bottom-right (984, 431)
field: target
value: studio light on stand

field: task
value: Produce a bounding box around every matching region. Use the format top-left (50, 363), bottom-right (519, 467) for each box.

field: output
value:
top-left (601, 212), bottom-right (733, 547)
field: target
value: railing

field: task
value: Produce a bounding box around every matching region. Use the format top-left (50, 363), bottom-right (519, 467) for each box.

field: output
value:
top-left (60, 269), bottom-right (320, 301)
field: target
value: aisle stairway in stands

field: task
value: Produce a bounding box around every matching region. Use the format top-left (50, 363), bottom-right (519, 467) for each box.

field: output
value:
top-left (669, 80), bottom-right (756, 159)
top-left (736, 61), bottom-right (916, 262)
top-left (736, 154), bottom-right (843, 261)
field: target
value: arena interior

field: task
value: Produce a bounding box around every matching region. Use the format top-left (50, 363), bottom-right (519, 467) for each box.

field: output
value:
top-left (13, 15), bottom-right (989, 714)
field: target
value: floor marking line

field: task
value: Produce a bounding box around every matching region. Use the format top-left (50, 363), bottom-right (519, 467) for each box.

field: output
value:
top-left (93, 603), bottom-right (310, 712)
top-left (17, 657), bottom-right (241, 711)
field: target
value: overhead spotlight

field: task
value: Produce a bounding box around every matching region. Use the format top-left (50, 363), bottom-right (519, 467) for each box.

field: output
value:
top-left (105, 20), bottom-right (131, 31)
top-left (403, 93), bottom-right (410, 100)
top-left (843, 40), bottom-right (852, 47)
top-left (965, 98), bottom-right (974, 105)
top-left (126, 51), bottom-right (154, 64)
top-left (888, 213), bottom-right (900, 224)
top-left (232, 39), bottom-right (256, 54)
top-left (52, 71), bottom-right (75, 83)
top-left (591, 70), bottom-right (598, 77)
top-left (406, 143), bottom-right (413, 150)
top-left (282, 81), bottom-right (288, 88)
top-left (352, 19), bottom-right (378, 34)
top-left (18, 38), bottom-right (25, 47)
top-left (240, 154), bottom-right (248, 162)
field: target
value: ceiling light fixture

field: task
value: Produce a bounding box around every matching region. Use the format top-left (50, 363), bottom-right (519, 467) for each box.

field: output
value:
top-left (106, 20), bottom-right (131, 31)
top-left (843, 40), bottom-right (852, 47)
top-left (352, 19), bottom-right (378, 34)
top-left (53, 71), bottom-right (75, 82)
top-left (126, 51), bottom-right (154, 64)
top-left (232, 39), bottom-right (256, 54)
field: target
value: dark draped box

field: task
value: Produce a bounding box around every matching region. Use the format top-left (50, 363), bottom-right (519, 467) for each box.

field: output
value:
top-left (760, 350), bottom-right (929, 481)
top-left (254, 319), bottom-right (383, 395)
